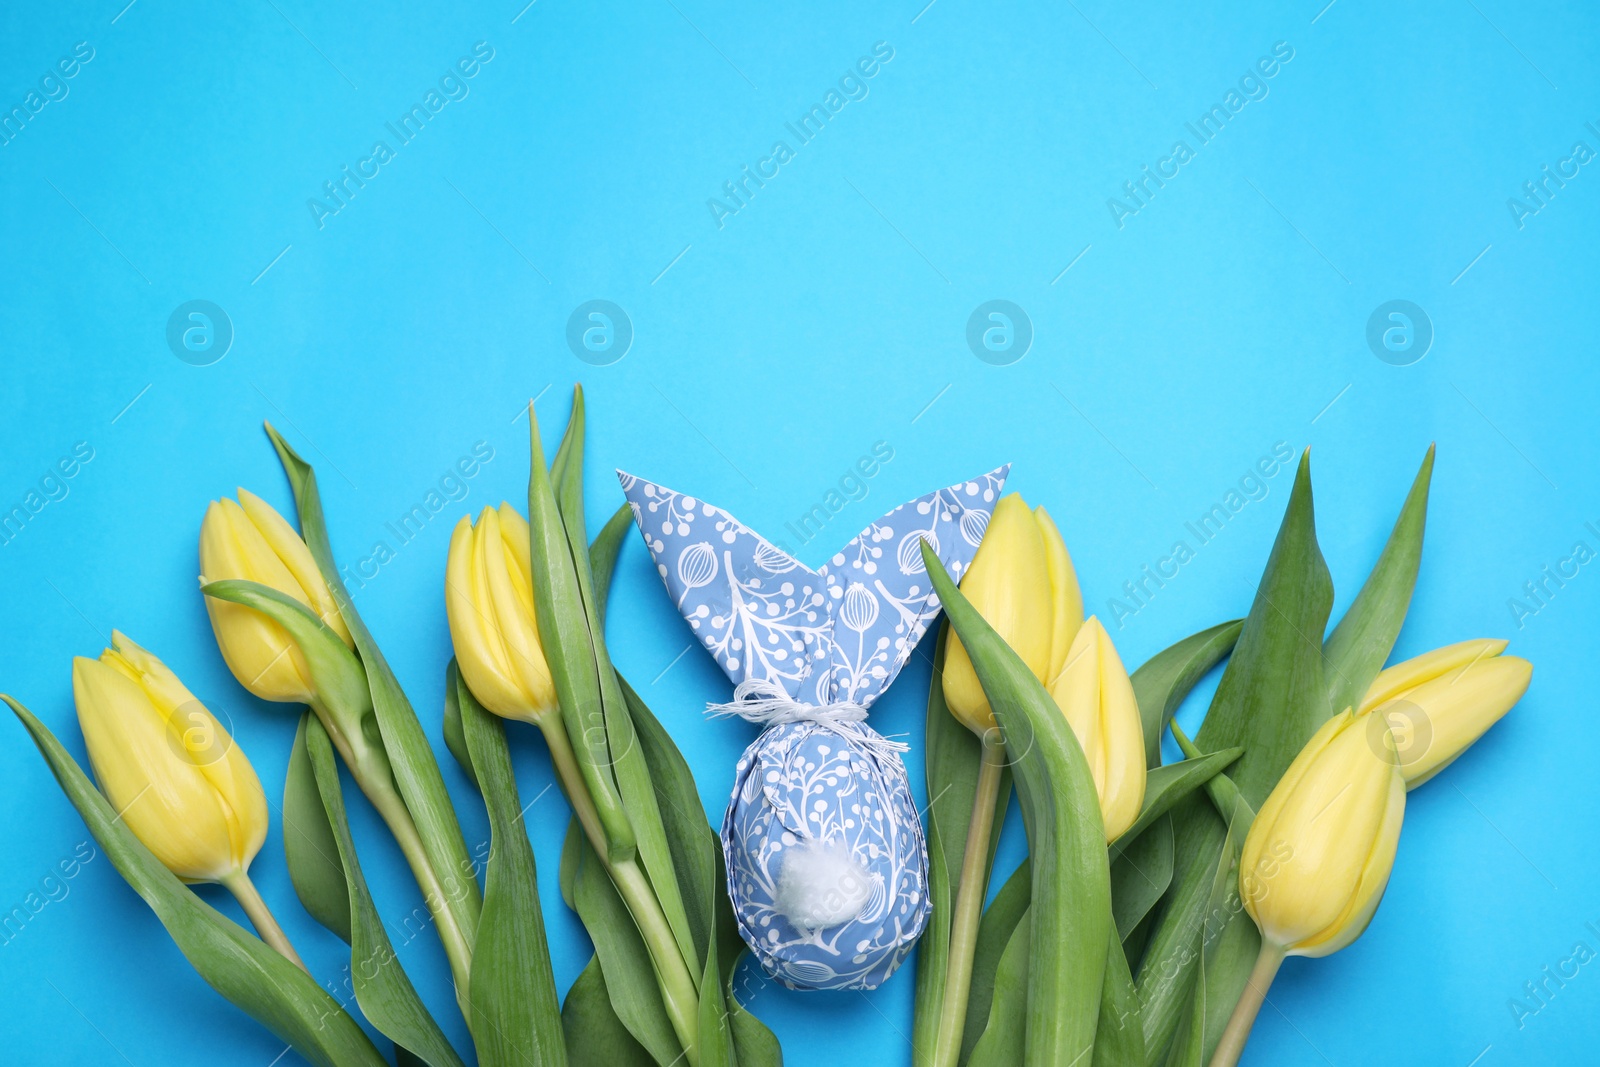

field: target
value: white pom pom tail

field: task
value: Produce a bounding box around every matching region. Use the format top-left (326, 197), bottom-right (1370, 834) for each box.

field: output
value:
top-left (772, 837), bottom-right (873, 930)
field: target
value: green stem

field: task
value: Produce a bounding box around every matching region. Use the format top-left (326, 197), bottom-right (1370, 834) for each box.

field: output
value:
top-left (362, 773), bottom-right (476, 1010)
top-left (538, 715), bottom-right (610, 862)
top-left (221, 867), bottom-right (308, 973)
top-left (614, 857), bottom-right (703, 1065)
top-left (931, 731), bottom-right (1008, 1067)
top-left (316, 704), bottom-right (475, 1012)
top-left (539, 717), bottom-right (701, 1065)
top-left (1208, 941), bottom-right (1286, 1067)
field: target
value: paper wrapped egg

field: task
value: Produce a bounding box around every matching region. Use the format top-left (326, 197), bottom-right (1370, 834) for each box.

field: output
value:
top-left (619, 465), bottom-right (1008, 990)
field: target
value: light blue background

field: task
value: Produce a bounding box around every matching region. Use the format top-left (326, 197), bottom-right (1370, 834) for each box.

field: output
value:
top-left (2, 1), bottom-right (1596, 1063)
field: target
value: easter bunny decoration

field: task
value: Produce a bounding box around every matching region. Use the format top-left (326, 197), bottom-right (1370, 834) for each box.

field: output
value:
top-left (617, 465), bottom-right (1009, 990)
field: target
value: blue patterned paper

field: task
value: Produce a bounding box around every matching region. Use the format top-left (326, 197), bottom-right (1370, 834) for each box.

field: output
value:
top-left (618, 466), bottom-right (1008, 989)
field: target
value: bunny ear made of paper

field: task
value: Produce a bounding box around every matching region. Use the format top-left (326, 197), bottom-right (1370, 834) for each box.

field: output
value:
top-left (620, 465), bottom-right (1011, 709)
top-left (617, 471), bottom-right (832, 701)
top-left (813, 465), bottom-right (1009, 707)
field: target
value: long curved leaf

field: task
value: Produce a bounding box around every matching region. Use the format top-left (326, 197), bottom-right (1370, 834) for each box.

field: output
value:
top-left (922, 544), bottom-right (1111, 1066)
top-left (553, 392), bottom-right (698, 976)
top-left (1115, 748), bottom-right (1242, 846)
top-left (1110, 815), bottom-right (1173, 943)
top-left (959, 859), bottom-right (1031, 1066)
top-left (524, 399), bottom-right (635, 861)
top-left (266, 423), bottom-right (482, 942)
top-left (571, 830), bottom-right (680, 1064)
top-left (965, 909), bottom-right (1030, 1067)
top-left (1094, 928), bottom-right (1145, 1066)
top-left (1134, 451), bottom-right (1332, 1064)
top-left (285, 711), bottom-right (352, 943)
top-left (5, 697), bottom-right (388, 1067)
top-left (1323, 445), bottom-right (1434, 714)
top-left (563, 957), bottom-right (654, 1067)
top-left (303, 716), bottom-right (467, 1067)
top-left (1131, 621), bottom-right (1242, 769)
top-left (454, 663), bottom-right (567, 1066)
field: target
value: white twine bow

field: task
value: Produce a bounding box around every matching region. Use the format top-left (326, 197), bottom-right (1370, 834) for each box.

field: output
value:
top-left (708, 679), bottom-right (909, 759)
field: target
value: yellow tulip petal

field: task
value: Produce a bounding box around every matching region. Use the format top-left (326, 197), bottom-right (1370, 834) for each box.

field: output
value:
top-left (1092, 620), bottom-right (1145, 840)
top-left (200, 499), bottom-right (316, 703)
top-left (1357, 638), bottom-right (1508, 713)
top-left (237, 488), bottom-right (353, 646)
top-left (1035, 506), bottom-right (1084, 687)
top-left (944, 493), bottom-right (1053, 735)
top-left (1050, 618), bottom-right (1146, 841)
top-left (496, 504), bottom-right (556, 713)
top-left (1292, 768), bottom-right (1405, 958)
top-left (480, 506), bottom-right (549, 716)
top-left (446, 508), bottom-right (546, 722)
top-left (1375, 654), bottom-right (1531, 787)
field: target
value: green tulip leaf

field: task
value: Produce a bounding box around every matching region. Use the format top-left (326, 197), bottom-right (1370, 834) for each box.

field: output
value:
top-left (590, 503), bottom-right (635, 630)
top-left (563, 956), bottom-right (655, 1066)
top-left (696, 920), bottom-right (736, 1067)
top-left (4, 696), bottom-right (389, 1067)
top-left (284, 710), bottom-right (352, 943)
top-left (559, 817), bottom-right (581, 910)
top-left (1134, 451), bottom-right (1333, 1064)
top-left (1323, 445), bottom-right (1435, 715)
top-left (958, 858), bottom-right (1032, 1067)
top-left (913, 626), bottom-right (1012, 1065)
top-left (1169, 721), bottom-right (1256, 843)
top-left (1131, 620), bottom-right (1242, 769)
top-left (453, 663), bottom-right (568, 1066)
top-left (571, 829), bottom-right (681, 1064)
top-left (440, 678), bottom-right (477, 791)
top-left (198, 578), bottom-right (371, 742)
top-left (302, 715), bottom-right (467, 1067)
top-left (1094, 923), bottom-right (1145, 1067)
top-left (620, 675), bottom-right (717, 970)
top-left (922, 543), bottom-right (1111, 1066)
top-left (265, 424), bottom-right (482, 946)
top-left (1110, 814), bottom-right (1174, 944)
top-left (965, 908), bottom-right (1031, 1067)
top-left (552, 391), bottom-right (699, 976)
top-left (522, 398), bottom-right (636, 861)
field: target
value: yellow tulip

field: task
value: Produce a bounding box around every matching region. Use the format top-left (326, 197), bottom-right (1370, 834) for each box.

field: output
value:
top-left (73, 632), bottom-right (268, 883)
top-left (445, 503), bottom-right (557, 723)
top-left (200, 488), bottom-right (353, 704)
top-left (942, 494), bottom-right (1081, 735)
top-left (1356, 639), bottom-right (1532, 788)
top-left (1241, 709), bottom-right (1405, 958)
top-left (1048, 616), bottom-right (1145, 841)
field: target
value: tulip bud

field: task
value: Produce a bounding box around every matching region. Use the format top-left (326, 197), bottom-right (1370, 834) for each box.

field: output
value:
top-left (73, 632), bottom-right (268, 883)
top-left (1356, 639), bottom-right (1531, 788)
top-left (200, 489), bottom-right (353, 704)
top-left (943, 494), bottom-right (1082, 734)
top-left (1048, 616), bottom-right (1144, 841)
top-left (1241, 709), bottom-right (1405, 958)
top-left (445, 503), bottom-right (558, 723)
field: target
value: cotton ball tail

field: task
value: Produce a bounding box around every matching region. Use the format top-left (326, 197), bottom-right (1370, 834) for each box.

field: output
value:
top-left (772, 837), bottom-right (873, 930)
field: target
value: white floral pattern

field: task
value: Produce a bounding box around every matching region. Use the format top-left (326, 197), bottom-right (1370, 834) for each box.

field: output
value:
top-left (619, 466), bottom-right (1009, 989)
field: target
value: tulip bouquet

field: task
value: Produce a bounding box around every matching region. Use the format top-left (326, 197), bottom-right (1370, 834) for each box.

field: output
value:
top-left (911, 446), bottom-right (1532, 1066)
top-left (4, 382), bottom-right (1531, 1067)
